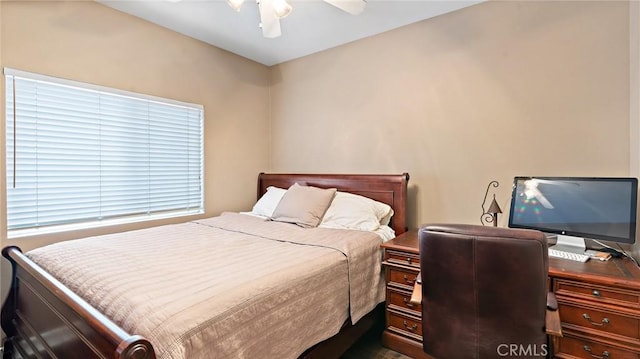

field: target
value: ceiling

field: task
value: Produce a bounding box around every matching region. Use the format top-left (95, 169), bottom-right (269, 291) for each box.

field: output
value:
top-left (98, 0), bottom-right (483, 66)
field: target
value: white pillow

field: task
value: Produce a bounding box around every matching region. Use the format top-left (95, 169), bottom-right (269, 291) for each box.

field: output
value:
top-left (379, 207), bottom-right (395, 226)
top-left (251, 186), bottom-right (287, 218)
top-left (319, 191), bottom-right (393, 232)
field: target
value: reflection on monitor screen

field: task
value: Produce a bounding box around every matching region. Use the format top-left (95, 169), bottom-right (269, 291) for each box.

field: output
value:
top-left (508, 177), bottom-right (638, 244)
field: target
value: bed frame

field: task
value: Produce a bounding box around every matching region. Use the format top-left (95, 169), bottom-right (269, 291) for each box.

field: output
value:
top-left (1, 173), bottom-right (409, 359)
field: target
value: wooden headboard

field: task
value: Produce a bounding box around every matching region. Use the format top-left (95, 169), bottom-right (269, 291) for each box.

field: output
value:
top-left (257, 173), bottom-right (410, 234)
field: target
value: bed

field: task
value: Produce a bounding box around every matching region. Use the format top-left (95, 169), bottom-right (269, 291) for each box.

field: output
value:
top-left (1, 173), bottom-right (409, 359)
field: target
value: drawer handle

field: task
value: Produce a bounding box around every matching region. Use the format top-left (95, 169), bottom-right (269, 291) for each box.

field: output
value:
top-left (592, 290), bottom-right (601, 297)
top-left (403, 274), bottom-right (415, 285)
top-left (406, 257), bottom-right (413, 265)
top-left (403, 297), bottom-right (415, 308)
top-left (582, 313), bottom-right (610, 327)
top-left (403, 320), bottom-right (418, 332)
top-left (583, 345), bottom-right (610, 359)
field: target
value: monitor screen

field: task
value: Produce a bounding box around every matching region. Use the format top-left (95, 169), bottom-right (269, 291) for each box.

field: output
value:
top-left (508, 177), bottom-right (638, 244)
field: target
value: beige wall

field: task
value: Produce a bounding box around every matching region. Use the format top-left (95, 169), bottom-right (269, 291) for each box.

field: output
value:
top-left (0, 0), bottom-right (271, 294)
top-left (0, 0), bottom-right (637, 299)
top-left (270, 1), bottom-right (632, 233)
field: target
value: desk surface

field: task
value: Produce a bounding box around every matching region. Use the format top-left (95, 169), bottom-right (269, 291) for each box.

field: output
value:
top-left (549, 256), bottom-right (640, 290)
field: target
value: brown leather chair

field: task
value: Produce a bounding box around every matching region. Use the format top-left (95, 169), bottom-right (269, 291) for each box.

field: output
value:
top-left (411, 224), bottom-right (561, 359)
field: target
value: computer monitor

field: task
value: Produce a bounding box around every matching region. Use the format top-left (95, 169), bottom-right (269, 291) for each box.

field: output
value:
top-left (508, 177), bottom-right (638, 254)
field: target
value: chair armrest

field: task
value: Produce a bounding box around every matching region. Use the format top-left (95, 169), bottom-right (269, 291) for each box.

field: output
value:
top-left (410, 272), bottom-right (422, 305)
top-left (545, 293), bottom-right (562, 337)
top-left (547, 292), bottom-right (558, 311)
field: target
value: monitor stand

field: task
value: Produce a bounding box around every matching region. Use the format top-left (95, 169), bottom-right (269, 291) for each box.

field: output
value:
top-left (550, 234), bottom-right (587, 254)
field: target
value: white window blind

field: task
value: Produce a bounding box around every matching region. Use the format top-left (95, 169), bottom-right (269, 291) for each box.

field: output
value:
top-left (5, 69), bottom-right (204, 233)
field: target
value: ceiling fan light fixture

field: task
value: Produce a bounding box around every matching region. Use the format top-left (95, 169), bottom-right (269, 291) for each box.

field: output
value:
top-left (231, 0), bottom-right (362, 38)
top-left (273, 0), bottom-right (292, 19)
top-left (226, 0), bottom-right (245, 12)
top-left (258, 0), bottom-right (282, 38)
top-left (324, 0), bottom-right (366, 15)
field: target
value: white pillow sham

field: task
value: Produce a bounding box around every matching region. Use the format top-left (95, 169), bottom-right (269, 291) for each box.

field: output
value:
top-left (319, 191), bottom-right (393, 232)
top-left (376, 225), bottom-right (396, 242)
top-left (251, 186), bottom-right (287, 218)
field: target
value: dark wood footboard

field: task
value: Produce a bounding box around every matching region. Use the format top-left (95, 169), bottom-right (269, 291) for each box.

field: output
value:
top-left (1, 245), bottom-right (384, 359)
top-left (1, 246), bottom-right (156, 359)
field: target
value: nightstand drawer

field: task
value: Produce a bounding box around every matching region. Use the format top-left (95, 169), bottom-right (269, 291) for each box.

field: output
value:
top-left (388, 267), bottom-right (419, 289)
top-left (559, 303), bottom-right (640, 340)
top-left (385, 249), bottom-right (420, 269)
top-left (387, 287), bottom-right (421, 316)
top-left (557, 334), bottom-right (639, 359)
top-left (387, 310), bottom-right (422, 342)
top-left (555, 279), bottom-right (640, 309)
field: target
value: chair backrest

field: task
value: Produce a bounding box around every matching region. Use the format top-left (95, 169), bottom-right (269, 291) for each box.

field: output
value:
top-left (419, 224), bottom-right (548, 359)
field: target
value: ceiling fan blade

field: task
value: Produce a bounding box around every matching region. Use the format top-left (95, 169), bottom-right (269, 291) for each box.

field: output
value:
top-left (323, 0), bottom-right (366, 15)
top-left (258, 0), bottom-right (282, 38)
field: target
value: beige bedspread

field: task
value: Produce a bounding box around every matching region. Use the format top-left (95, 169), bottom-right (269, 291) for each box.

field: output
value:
top-left (26, 213), bottom-right (385, 359)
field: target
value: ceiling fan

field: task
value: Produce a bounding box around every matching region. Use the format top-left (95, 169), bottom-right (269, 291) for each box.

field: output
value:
top-left (227, 0), bottom-right (367, 38)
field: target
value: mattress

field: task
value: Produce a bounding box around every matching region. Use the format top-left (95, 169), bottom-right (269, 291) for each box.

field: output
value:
top-left (26, 212), bottom-right (386, 359)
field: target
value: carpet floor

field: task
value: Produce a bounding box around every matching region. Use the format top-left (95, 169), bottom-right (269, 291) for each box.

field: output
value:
top-left (340, 331), bottom-right (411, 359)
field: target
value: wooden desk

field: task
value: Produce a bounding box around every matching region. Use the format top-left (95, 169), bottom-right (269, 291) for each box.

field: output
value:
top-left (381, 230), bottom-right (640, 359)
top-left (549, 256), bottom-right (640, 358)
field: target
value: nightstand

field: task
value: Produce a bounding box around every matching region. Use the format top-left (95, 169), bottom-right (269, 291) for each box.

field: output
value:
top-left (380, 230), bottom-right (430, 359)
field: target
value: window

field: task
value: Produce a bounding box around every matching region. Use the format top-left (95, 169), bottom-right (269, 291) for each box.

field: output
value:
top-left (5, 68), bottom-right (204, 236)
